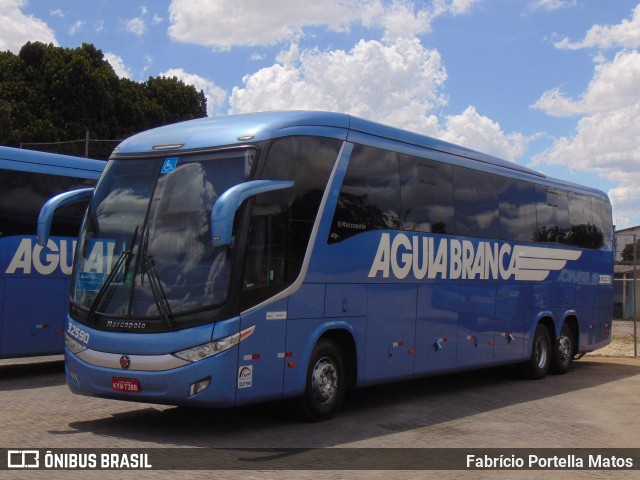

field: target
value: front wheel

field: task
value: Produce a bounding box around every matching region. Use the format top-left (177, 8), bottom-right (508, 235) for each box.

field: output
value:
top-left (297, 339), bottom-right (346, 422)
top-left (517, 323), bottom-right (551, 380)
top-left (550, 323), bottom-right (576, 375)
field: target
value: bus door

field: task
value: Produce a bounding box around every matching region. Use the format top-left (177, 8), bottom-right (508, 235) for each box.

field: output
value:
top-left (235, 211), bottom-right (288, 405)
top-left (364, 284), bottom-right (416, 383)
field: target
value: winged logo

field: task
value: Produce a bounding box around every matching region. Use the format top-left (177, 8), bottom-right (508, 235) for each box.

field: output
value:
top-left (512, 246), bottom-right (582, 281)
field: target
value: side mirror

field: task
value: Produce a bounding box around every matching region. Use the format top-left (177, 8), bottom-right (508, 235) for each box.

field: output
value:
top-left (37, 188), bottom-right (95, 246)
top-left (211, 180), bottom-right (294, 247)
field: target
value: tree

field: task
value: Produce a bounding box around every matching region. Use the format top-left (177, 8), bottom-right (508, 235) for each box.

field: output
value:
top-left (622, 239), bottom-right (640, 261)
top-left (0, 42), bottom-right (207, 156)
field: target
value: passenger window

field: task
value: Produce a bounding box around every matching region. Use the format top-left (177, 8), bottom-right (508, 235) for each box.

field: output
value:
top-left (535, 186), bottom-right (569, 244)
top-left (399, 155), bottom-right (454, 234)
top-left (567, 192), bottom-right (592, 247)
top-left (453, 166), bottom-right (499, 239)
top-left (497, 177), bottom-right (536, 242)
top-left (591, 197), bottom-right (612, 250)
top-left (0, 169), bottom-right (95, 237)
top-left (329, 144), bottom-right (401, 243)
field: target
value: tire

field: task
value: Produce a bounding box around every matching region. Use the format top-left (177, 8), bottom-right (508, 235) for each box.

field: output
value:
top-left (517, 323), bottom-right (551, 380)
top-left (297, 339), bottom-right (346, 422)
top-left (550, 323), bottom-right (576, 375)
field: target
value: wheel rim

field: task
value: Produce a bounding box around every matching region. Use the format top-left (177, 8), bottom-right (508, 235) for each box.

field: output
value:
top-left (311, 356), bottom-right (338, 404)
top-left (558, 334), bottom-right (572, 361)
top-left (534, 334), bottom-right (549, 369)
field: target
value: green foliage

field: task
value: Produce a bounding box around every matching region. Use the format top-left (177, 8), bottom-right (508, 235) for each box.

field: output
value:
top-left (0, 42), bottom-right (207, 154)
top-left (622, 239), bottom-right (640, 261)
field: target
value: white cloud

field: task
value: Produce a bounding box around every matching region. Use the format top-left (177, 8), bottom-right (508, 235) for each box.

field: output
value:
top-left (378, 0), bottom-right (431, 41)
top-left (0, 0), bottom-right (57, 52)
top-left (533, 98), bottom-right (640, 226)
top-left (68, 20), bottom-right (85, 36)
top-left (123, 16), bottom-right (146, 37)
top-left (94, 20), bottom-right (105, 35)
top-left (160, 68), bottom-right (227, 116)
top-left (142, 55), bottom-right (153, 75)
top-left (533, 102), bottom-right (640, 173)
top-left (122, 6), bottom-right (162, 37)
top-left (532, 50), bottom-right (640, 116)
top-left (169, 0), bottom-right (355, 49)
top-left (49, 9), bottom-right (64, 18)
top-left (609, 183), bottom-right (640, 229)
top-left (528, 0), bottom-right (577, 12)
top-left (168, 0), bottom-right (477, 49)
top-left (439, 106), bottom-right (529, 161)
top-left (171, 0), bottom-right (522, 163)
top-left (445, 0), bottom-right (477, 15)
top-left (229, 34), bottom-right (527, 162)
top-left (105, 52), bottom-right (133, 79)
top-left (229, 38), bottom-right (447, 134)
top-left (533, 6), bottom-right (640, 226)
top-left (554, 4), bottom-right (640, 50)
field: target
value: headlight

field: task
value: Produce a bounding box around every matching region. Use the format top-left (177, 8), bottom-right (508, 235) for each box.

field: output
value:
top-left (173, 325), bottom-right (255, 363)
top-left (65, 333), bottom-right (87, 354)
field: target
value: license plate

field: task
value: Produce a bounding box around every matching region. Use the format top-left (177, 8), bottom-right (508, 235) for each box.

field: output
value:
top-left (112, 377), bottom-right (141, 392)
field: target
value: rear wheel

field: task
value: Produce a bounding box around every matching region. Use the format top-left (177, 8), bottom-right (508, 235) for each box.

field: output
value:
top-left (297, 339), bottom-right (346, 422)
top-left (550, 323), bottom-right (576, 375)
top-left (517, 323), bottom-right (551, 380)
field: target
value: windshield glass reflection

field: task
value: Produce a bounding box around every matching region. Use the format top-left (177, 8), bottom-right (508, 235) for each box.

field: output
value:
top-left (72, 150), bottom-right (253, 320)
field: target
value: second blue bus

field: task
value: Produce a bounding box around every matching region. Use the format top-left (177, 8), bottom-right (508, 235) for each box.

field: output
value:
top-left (1, 146), bottom-right (103, 358)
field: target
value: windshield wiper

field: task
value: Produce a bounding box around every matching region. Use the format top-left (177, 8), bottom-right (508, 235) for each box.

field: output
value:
top-left (140, 231), bottom-right (175, 328)
top-left (85, 226), bottom-right (138, 323)
top-left (85, 250), bottom-right (132, 323)
top-left (142, 253), bottom-right (176, 327)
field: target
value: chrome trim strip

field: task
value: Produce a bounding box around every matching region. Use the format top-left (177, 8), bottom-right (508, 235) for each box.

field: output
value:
top-left (76, 349), bottom-right (189, 371)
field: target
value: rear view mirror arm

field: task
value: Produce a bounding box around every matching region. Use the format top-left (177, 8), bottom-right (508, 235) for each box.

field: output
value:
top-left (210, 180), bottom-right (294, 247)
top-left (37, 188), bottom-right (94, 246)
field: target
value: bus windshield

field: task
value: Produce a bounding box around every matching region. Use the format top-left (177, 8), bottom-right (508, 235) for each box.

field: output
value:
top-left (71, 149), bottom-right (253, 322)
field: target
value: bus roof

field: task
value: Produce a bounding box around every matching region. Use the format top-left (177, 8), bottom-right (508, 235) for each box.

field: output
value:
top-left (0, 146), bottom-right (104, 179)
top-left (112, 111), bottom-right (607, 200)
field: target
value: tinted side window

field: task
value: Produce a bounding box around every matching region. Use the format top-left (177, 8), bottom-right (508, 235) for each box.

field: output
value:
top-left (0, 169), bottom-right (95, 237)
top-left (241, 136), bottom-right (341, 309)
top-left (453, 166), bottom-right (499, 239)
top-left (567, 192), bottom-right (593, 247)
top-left (497, 177), bottom-right (536, 242)
top-left (592, 197), bottom-right (612, 250)
top-left (556, 190), bottom-right (570, 244)
top-left (535, 186), bottom-right (569, 244)
top-left (399, 154), bottom-right (454, 234)
top-left (535, 186), bottom-right (555, 242)
top-left (329, 145), bottom-right (401, 243)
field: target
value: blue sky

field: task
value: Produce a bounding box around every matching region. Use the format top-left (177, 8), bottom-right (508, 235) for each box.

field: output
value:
top-left (2, 0), bottom-right (640, 228)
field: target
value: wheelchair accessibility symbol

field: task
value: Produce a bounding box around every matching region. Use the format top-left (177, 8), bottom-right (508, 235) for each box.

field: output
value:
top-left (161, 157), bottom-right (179, 174)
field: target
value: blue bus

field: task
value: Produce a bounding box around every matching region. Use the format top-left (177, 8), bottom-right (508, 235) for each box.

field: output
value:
top-left (0, 146), bottom-right (103, 359)
top-left (39, 111), bottom-right (613, 420)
